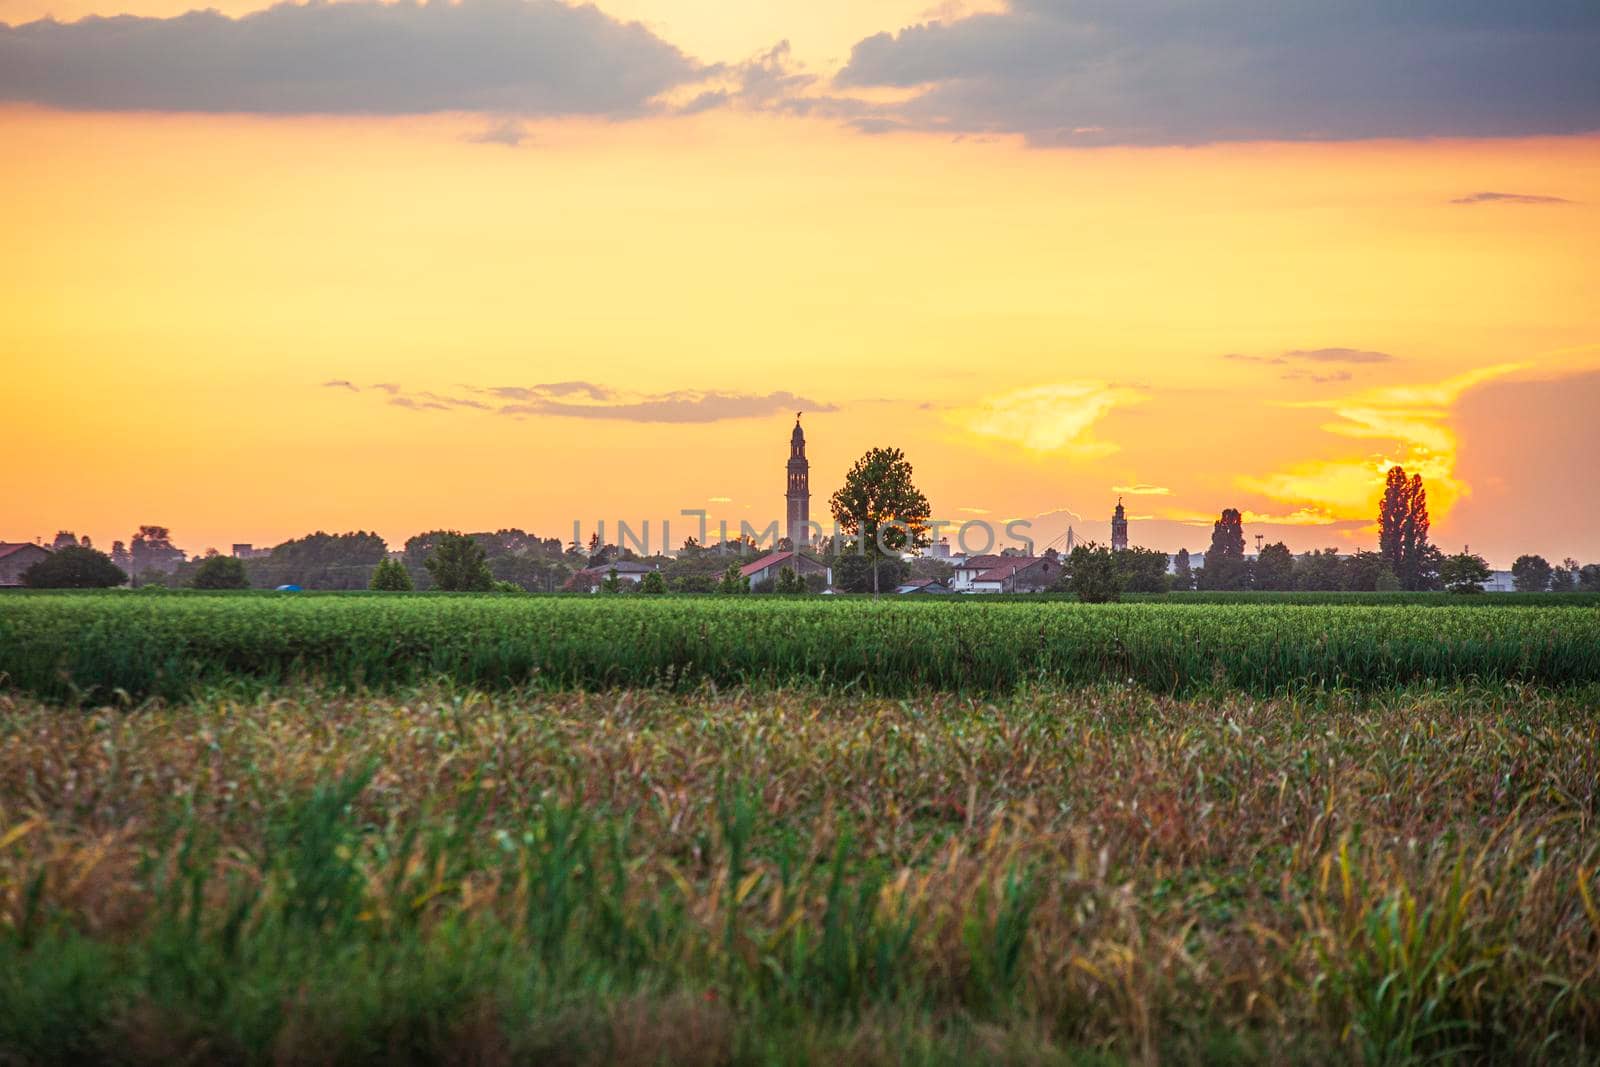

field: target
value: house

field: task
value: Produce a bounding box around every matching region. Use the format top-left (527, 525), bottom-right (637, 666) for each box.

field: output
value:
top-left (956, 554), bottom-right (1060, 594)
top-left (896, 577), bottom-right (952, 595)
top-left (571, 559), bottom-right (659, 592)
top-left (740, 550), bottom-right (832, 590)
top-left (0, 542), bottom-right (51, 586)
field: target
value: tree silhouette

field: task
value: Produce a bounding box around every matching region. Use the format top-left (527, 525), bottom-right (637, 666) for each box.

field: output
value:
top-left (1378, 467), bottom-right (1433, 590)
top-left (1511, 554), bottom-right (1553, 592)
top-left (1199, 509), bottom-right (1250, 590)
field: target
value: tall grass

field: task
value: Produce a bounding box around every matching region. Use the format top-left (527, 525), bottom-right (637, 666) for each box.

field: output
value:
top-left (2, 685), bottom-right (1597, 1063)
top-left (6, 594), bottom-right (1600, 702)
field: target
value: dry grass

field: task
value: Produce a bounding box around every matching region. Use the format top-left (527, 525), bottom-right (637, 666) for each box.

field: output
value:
top-left (2, 684), bottom-right (1598, 1064)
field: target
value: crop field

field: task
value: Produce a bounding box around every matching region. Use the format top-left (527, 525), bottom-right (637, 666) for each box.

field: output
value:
top-left (3, 594), bottom-right (1599, 1064)
top-left (4, 592), bottom-right (1600, 702)
top-left (2, 685), bottom-right (1598, 1064)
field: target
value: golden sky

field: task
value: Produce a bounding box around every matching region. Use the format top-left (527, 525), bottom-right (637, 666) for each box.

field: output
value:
top-left (2, 0), bottom-right (1598, 566)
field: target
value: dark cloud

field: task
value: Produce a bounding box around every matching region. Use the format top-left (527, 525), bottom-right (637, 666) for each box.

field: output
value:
top-left (836, 0), bottom-right (1600, 145)
top-left (466, 118), bottom-right (532, 147)
top-left (0, 0), bottom-right (700, 115)
top-left (1450, 191), bottom-right (1575, 205)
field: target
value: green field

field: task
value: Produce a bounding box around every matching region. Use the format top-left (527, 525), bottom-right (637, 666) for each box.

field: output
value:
top-left (3, 594), bottom-right (1599, 1064)
top-left (4, 592), bottom-right (1600, 702)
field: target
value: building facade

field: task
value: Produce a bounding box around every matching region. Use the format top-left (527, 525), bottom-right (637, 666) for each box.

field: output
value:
top-left (1111, 499), bottom-right (1129, 552)
top-left (786, 414), bottom-right (811, 547)
top-left (0, 543), bottom-right (52, 586)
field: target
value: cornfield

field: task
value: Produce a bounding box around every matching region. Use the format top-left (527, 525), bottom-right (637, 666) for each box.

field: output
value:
top-left (4, 593), bottom-right (1600, 701)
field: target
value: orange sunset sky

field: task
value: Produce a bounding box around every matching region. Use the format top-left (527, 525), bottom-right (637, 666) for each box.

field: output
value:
top-left (3, 0), bottom-right (1598, 566)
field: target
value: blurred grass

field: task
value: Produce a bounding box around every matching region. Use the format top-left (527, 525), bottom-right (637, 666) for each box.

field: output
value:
top-left (2, 684), bottom-right (1597, 1064)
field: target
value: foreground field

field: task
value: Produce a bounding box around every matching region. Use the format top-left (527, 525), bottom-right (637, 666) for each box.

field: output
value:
top-left (3, 685), bottom-right (1597, 1064)
top-left (5, 593), bottom-right (1600, 701)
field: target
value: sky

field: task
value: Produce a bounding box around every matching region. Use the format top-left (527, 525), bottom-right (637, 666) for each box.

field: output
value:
top-left (2, 0), bottom-right (1598, 567)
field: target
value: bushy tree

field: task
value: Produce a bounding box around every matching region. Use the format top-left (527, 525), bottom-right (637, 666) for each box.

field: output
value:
top-left (717, 563), bottom-right (750, 594)
top-left (1579, 564), bottom-right (1600, 593)
top-left (1440, 551), bottom-right (1492, 594)
top-left (1548, 558), bottom-right (1580, 593)
top-left (1115, 546), bottom-right (1171, 593)
top-left (1198, 509), bottom-right (1250, 590)
top-left (773, 566), bottom-right (807, 594)
top-left (1343, 549), bottom-right (1399, 592)
top-left (369, 558), bottom-right (414, 591)
top-left (1511, 554), bottom-right (1552, 592)
top-left (601, 567), bottom-right (623, 594)
top-left (1066, 542), bottom-right (1122, 603)
top-left (1252, 542), bottom-right (1295, 590)
top-left (192, 555), bottom-right (249, 590)
top-left (22, 546), bottom-right (126, 588)
top-left (425, 532), bottom-right (494, 592)
top-left (832, 553), bottom-right (908, 594)
top-left (829, 447), bottom-right (931, 595)
top-left (640, 571), bottom-right (667, 594)
top-left (1378, 467), bottom-right (1433, 590)
top-left (1172, 548), bottom-right (1194, 590)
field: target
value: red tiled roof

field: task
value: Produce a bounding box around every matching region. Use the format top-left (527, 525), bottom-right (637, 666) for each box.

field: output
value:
top-left (974, 557), bottom-right (1053, 583)
top-left (739, 550), bottom-right (796, 579)
top-left (0, 542), bottom-right (50, 561)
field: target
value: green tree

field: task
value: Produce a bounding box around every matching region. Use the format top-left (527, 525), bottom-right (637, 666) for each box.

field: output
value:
top-left (1378, 466), bottom-right (1433, 590)
top-left (1252, 542), bottom-right (1295, 590)
top-left (1343, 549), bottom-right (1398, 592)
top-left (1114, 546), bottom-right (1171, 593)
top-left (1548, 557), bottom-right (1580, 592)
top-left (1066, 542), bottom-right (1122, 603)
top-left (717, 562), bottom-right (750, 594)
top-left (601, 567), bottom-right (623, 594)
top-left (192, 555), bottom-right (249, 590)
top-left (774, 566), bottom-right (805, 594)
top-left (1198, 509), bottom-right (1250, 590)
top-left (1579, 564), bottom-right (1600, 592)
top-left (21, 545), bottom-right (127, 588)
top-left (1171, 548), bottom-right (1194, 590)
top-left (425, 532), bottom-right (494, 592)
top-left (1511, 554), bottom-right (1553, 592)
top-left (640, 570), bottom-right (667, 594)
top-left (1440, 550), bottom-right (1492, 594)
top-left (369, 558), bottom-right (414, 591)
top-left (829, 447), bottom-right (931, 595)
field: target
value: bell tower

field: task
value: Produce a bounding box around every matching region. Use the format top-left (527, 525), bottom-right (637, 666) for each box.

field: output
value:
top-left (1111, 497), bottom-right (1128, 552)
top-left (786, 413), bottom-right (810, 547)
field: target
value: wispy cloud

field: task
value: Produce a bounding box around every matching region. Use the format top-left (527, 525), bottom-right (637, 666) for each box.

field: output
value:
top-left (1450, 191), bottom-right (1574, 205)
top-left (1286, 348), bottom-right (1394, 364)
top-left (1112, 484), bottom-right (1170, 496)
top-left (466, 118), bottom-right (532, 147)
top-left (329, 380), bottom-right (835, 424)
top-left (322, 379), bottom-right (359, 392)
top-left (952, 381), bottom-right (1139, 456)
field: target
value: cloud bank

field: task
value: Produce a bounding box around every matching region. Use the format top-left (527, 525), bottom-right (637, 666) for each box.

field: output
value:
top-left (0, 0), bottom-right (700, 115)
top-left (836, 0), bottom-right (1600, 144)
top-left (1450, 191), bottom-right (1576, 205)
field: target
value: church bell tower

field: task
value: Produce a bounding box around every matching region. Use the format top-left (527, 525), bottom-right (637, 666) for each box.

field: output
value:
top-left (1111, 498), bottom-right (1129, 552)
top-left (786, 414), bottom-right (810, 547)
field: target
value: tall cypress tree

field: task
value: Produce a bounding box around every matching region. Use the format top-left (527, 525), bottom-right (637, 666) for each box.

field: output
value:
top-left (1378, 466), bottom-right (1432, 590)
